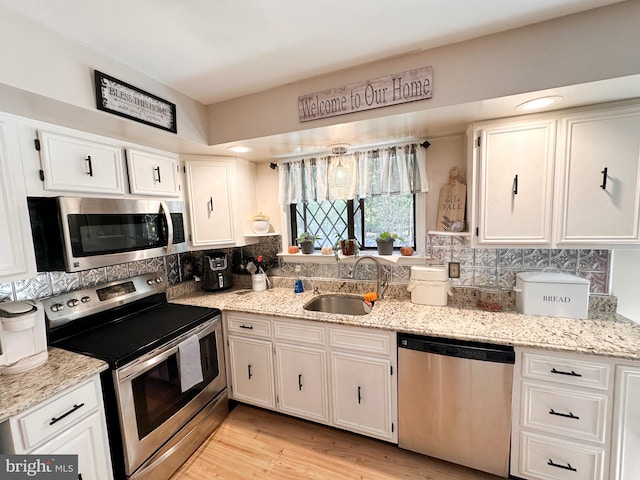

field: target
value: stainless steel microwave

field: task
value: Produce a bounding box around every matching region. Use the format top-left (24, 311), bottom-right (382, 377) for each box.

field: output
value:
top-left (27, 197), bottom-right (188, 272)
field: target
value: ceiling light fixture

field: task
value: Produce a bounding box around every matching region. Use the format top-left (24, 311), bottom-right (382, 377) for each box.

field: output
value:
top-left (227, 145), bottom-right (253, 153)
top-left (331, 146), bottom-right (349, 188)
top-left (516, 96), bottom-right (563, 111)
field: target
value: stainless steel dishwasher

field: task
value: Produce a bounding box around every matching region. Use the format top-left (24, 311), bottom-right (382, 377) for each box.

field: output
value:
top-left (397, 333), bottom-right (515, 478)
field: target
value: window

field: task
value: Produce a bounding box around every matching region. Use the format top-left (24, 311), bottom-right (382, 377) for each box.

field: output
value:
top-left (290, 194), bottom-right (415, 250)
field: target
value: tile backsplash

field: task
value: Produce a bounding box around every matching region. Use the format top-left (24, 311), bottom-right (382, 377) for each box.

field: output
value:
top-left (0, 234), bottom-right (612, 303)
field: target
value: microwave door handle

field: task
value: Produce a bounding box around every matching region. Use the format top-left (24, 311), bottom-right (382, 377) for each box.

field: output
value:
top-left (160, 201), bottom-right (174, 253)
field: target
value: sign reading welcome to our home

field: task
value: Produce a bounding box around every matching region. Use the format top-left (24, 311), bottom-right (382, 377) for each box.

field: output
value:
top-left (298, 66), bottom-right (432, 122)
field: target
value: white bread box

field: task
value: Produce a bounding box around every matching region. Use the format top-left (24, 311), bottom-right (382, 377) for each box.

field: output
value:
top-left (407, 266), bottom-right (451, 306)
top-left (515, 272), bottom-right (589, 319)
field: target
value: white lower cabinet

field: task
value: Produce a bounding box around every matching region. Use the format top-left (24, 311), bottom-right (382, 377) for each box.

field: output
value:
top-left (275, 343), bottom-right (328, 423)
top-left (227, 335), bottom-right (275, 409)
top-left (330, 351), bottom-right (393, 440)
top-left (511, 348), bottom-right (613, 480)
top-left (224, 312), bottom-right (397, 443)
top-left (0, 375), bottom-right (113, 480)
top-left (610, 364), bottom-right (640, 480)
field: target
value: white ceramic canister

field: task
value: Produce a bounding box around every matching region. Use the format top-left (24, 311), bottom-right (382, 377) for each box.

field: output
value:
top-left (252, 273), bottom-right (267, 292)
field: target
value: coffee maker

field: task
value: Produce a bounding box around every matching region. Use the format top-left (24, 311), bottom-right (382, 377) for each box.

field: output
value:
top-left (202, 251), bottom-right (233, 291)
top-left (0, 300), bottom-right (48, 375)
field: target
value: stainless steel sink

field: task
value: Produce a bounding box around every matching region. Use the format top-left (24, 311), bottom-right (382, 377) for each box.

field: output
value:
top-left (303, 294), bottom-right (372, 316)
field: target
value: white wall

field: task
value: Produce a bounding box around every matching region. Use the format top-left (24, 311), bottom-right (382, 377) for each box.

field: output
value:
top-left (208, 1), bottom-right (640, 144)
top-left (611, 250), bottom-right (640, 323)
top-left (0, 8), bottom-right (208, 152)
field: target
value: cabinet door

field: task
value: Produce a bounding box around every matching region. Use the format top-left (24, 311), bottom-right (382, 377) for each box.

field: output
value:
top-left (476, 120), bottom-right (555, 245)
top-left (275, 343), bottom-right (328, 423)
top-left (611, 365), bottom-right (640, 480)
top-left (0, 118), bottom-right (36, 281)
top-left (38, 130), bottom-right (125, 195)
top-left (330, 351), bottom-right (393, 441)
top-left (556, 107), bottom-right (640, 244)
top-left (32, 411), bottom-right (113, 480)
top-left (185, 161), bottom-right (234, 246)
top-left (126, 148), bottom-right (180, 197)
top-left (227, 335), bottom-right (275, 409)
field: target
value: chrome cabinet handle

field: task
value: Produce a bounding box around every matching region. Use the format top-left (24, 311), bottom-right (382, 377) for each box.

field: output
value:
top-left (513, 174), bottom-right (518, 195)
top-left (208, 197), bottom-right (214, 211)
top-left (600, 167), bottom-right (608, 190)
top-left (550, 367), bottom-right (582, 377)
top-left (549, 408), bottom-right (580, 420)
top-left (154, 166), bottom-right (162, 183)
top-left (548, 459), bottom-right (577, 472)
top-left (298, 374), bottom-right (303, 391)
top-left (85, 155), bottom-right (93, 177)
top-left (49, 402), bottom-right (85, 425)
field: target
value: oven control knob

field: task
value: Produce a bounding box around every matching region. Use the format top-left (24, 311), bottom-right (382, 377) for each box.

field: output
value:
top-left (67, 299), bottom-right (80, 308)
top-left (50, 303), bottom-right (64, 312)
top-left (81, 296), bottom-right (91, 303)
top-left (147, 279), bottom-right (155, 285)
top-left (155, 277), bottom-right (163, 283)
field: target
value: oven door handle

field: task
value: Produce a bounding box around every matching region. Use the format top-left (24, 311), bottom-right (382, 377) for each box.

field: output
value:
top-left (160, 201), bottom-right (174, 254)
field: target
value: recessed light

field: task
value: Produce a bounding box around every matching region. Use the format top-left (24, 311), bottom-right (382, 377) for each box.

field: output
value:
top-left (227, 145), bottom-right (253, 153)
top-left (516, 96), bottom-right (563, 111)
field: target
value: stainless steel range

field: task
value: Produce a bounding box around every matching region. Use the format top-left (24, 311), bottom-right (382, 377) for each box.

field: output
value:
top-left (44, 273), bottom-right (228, 480)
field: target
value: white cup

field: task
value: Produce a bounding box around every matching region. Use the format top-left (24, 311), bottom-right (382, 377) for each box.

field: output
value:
top-left (252, 273), bottom-right (267, 292)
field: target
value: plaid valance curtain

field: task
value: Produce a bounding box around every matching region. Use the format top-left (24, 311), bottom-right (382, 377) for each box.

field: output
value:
top-left (278, 143), bottom-right (428, 204)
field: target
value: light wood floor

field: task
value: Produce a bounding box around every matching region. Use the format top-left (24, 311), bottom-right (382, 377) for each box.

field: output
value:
top-left (170, 405), bottom-right (504, 480)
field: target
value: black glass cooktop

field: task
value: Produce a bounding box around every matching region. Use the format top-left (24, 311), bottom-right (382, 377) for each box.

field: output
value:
top-left (51, 302), bottom-right (220, 369)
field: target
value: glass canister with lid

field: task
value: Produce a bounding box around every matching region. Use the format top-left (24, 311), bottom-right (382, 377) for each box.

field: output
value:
top-left (476, 284), bottom-right (504, 311)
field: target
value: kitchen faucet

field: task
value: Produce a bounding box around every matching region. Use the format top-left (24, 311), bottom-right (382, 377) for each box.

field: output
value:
top-left (348, 256), bottom-right (390, 299)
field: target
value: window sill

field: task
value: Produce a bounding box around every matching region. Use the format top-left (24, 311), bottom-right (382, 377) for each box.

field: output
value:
top-left (277, 252), bottom-right (432, 265)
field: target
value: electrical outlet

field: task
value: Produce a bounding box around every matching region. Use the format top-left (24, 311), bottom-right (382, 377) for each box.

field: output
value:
top-left (448, 262), bottom-right (460, 278)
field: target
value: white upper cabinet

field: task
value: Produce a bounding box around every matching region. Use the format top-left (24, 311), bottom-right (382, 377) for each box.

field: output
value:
top-left (126, 147), bottom-right (180, 197)
top-left (37, 129), bottom-right (125, 195)
top-left (0, 116), bottom-right (36, 282)
top-left (474, 119), bottom-right (556, 246)
top-left (554, 105), bottom-right (640, 245)
top-left (469, 101), bottom-right (640, 248)
top-left (184, 156), bottom-right (257, 248)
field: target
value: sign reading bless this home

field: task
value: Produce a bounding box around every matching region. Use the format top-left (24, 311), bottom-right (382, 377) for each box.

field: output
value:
top-left (298, 66), bottom-right (432, 122)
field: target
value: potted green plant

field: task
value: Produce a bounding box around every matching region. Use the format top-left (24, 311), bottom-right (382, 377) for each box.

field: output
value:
top-left (296, 233), bottom-right (319, 254)
top-left (376, 231), bottom-right (404, 255)
top-left (333, 235), bottom-right (359, 259)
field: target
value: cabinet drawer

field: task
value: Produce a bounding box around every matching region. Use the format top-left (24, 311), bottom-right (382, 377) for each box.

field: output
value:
top-left (519, 431), bottom-right (605, 480)
top-left (226, 314), bottom-right (271, 338)
top-left (522, 351), bottom-right (610, 390)
top-left (274, 320), bottom-right (325, 346)
top-left (14, 378), bottom-right (100, 451)
top-left (328, 326), bottom-right (393, 356)
top-left (522, 381), bottom-right (608, 442)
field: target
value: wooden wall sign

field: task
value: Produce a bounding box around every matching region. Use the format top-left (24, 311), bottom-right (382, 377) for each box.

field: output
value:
top-left (94, 70), bottom-right (177, 133)
top-left (437, 167), bottom-right (467, 232)
top-left (298, 66), bottom-right (432, 122)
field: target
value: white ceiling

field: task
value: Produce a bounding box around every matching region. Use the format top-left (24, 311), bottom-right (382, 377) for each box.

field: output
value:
top-left (0, 0), bottom-right (635, 159)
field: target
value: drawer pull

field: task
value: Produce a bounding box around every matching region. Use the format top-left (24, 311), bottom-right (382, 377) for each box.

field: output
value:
top-left (550, 367), bottom-right (582, 377)
top-left (549, 408), bottom-right (580, 420)
top-left (49, 402), bottom-right (85, 425)
top-left (239, 324), bottom-right (254, 330)
top-left (357, 386), bottom-right (362, 404)
top-left (247, 364), bottom-right (253, 380)
top-left (548, 459), bottom-right (577, 472)
top-left (298, 374), bottom-right (303, 391)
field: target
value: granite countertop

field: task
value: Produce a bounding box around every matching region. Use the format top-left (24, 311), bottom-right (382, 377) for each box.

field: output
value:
top-left (171, 286), bottom-right (640, 361)
top-left (0, 347), bottom-right (108, 422)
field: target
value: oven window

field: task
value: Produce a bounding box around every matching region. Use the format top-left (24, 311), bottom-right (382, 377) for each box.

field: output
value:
top-left (67, 213), bottom-right (168, 256)
top-left (131, 332), bottom-right (220, 440)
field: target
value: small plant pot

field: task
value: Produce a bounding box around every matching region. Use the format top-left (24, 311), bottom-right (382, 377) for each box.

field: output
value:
top-left (339, 239), bottom-right (357, 256)
top-left (299, 241), bottom-right (315, 254)
top-left (376, 238), bottom-right (395, 255)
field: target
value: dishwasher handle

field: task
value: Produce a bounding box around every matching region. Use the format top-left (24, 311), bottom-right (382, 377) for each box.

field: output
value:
top-left (398, 333), bottom-right (515, 364)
